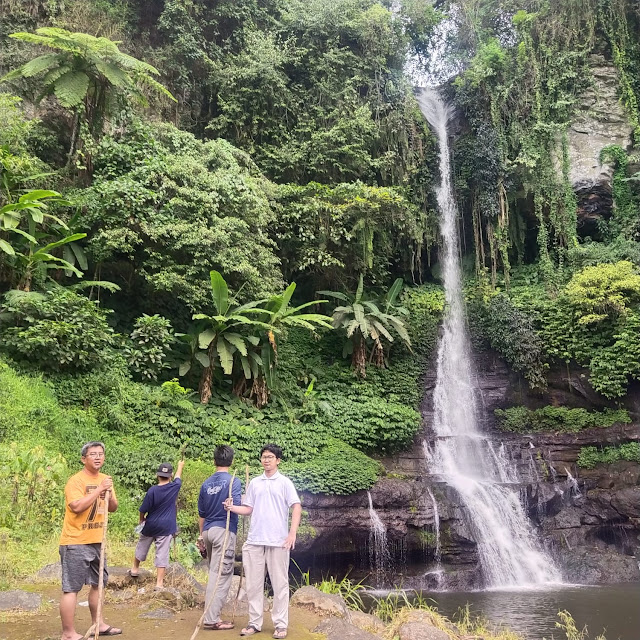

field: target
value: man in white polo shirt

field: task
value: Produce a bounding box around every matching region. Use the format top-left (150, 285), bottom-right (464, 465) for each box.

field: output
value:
top-left (224, 443), bottom-right (301, 640)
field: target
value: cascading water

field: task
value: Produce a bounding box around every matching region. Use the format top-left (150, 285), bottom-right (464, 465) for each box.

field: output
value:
top-left (417, 88), bottom-right (561, 588)
top-left (367, 491), bottom-right (391, 586)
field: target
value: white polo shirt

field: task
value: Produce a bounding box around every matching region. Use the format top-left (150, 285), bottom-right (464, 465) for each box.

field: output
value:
top-left (244, 471), bottom-right (300, 547)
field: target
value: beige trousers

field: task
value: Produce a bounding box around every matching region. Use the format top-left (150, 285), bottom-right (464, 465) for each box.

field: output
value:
top-left (204, 527), bottom-right (237, 624)
top-left (242, 542), bottom-right (290, 630)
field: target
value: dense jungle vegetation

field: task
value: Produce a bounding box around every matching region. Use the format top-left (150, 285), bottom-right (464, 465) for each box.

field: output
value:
top-left (1, 0), bottom-right (640, 573)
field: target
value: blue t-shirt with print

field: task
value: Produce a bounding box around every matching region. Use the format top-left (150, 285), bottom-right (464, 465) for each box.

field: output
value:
top-left (198, 472), bottom-right (242, 534)
top-left (139, 478), bottom-right (182, 537)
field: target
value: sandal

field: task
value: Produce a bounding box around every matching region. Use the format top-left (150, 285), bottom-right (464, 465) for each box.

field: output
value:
top-left (204, 621), bottom-right (235, 631)
top-left (272, 630), bottom-right (287, 639)
top-left (240, 626), bottom-right (261, 636)
top-left (98, 626), bottom-right (123, 636)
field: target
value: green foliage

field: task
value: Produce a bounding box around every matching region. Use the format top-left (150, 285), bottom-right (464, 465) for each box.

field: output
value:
top-left (471, 292), bottom-right (547, 389)
top-left (2, 28), bottom-right (175, 137)
top-left (126, 314), bottom-right (174, 381)
top-left (79, 121), bottom-right (283, 316)
top-left (577, 442), bottom-right (640, 469)
top-left (0, 288), bottom-right (116, 373)
top-left (0, 442), bottom-right (68, 530)
top-left (495, 406), bottom-right (631, 434)
top-left (315, 389), bottom-right (420, 454)
top-left (283, 439), bottom-right (381, 495)
top-left (274, 181), bottom-right (428, 290)
top-left (320, 275), bottom-right (413, 377)
top-left (565, 260), bottom-right (640, 325)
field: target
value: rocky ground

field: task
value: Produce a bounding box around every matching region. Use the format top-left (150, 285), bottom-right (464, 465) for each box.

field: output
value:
top-left (0, 564), bottom-right (515, 640)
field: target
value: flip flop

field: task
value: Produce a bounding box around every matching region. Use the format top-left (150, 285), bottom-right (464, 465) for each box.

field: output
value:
top-left (99, 626), bottom-right (123, 636)
top-left (127, 569), bottom-right (139, 578)
top-left (240, 626), bottom-right (261, 636)
top-left (203, 621), bottom-right (235, 630)
top-left (272, 629), bottom-right (287, 639)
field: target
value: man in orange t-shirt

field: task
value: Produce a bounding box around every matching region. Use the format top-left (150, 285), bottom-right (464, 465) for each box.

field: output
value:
top-left (59, 442), bottom-right (120, 640)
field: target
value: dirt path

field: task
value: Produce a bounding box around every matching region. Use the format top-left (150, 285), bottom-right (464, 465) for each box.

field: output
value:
top-left (1, 585), bottom-right (322, 640)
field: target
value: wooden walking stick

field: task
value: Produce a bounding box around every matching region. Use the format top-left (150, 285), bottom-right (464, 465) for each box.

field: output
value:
top-left (82, 489), bottom-right (110, 640)
top-left (231, 464), bottom-right (250, 623)
top-left (188, 471), bottom-right (236, 640)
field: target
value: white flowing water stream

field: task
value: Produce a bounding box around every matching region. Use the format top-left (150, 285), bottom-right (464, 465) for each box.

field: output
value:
top-left (367, 491), bottom-right (391, 586)
top-left (417, 88), bottom-right (561, 588)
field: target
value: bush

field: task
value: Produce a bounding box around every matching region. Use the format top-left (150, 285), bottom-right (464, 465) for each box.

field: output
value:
top-left (0, 289), bottom-right (116, 373)
top-left (316, 388), bottom-right (421, 454)
top-left (125, 314), bottom-right (174, 381)
top-left (495, 406), bottom-right (631, 433)
top-left (283, 439), bottom-right (381, 494)
top-left (577, 442), bottom-right (640, 469)
top-left (472, 292), bottom-right (547, 389)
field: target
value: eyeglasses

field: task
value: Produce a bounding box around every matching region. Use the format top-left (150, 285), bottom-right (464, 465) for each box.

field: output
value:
top-left (84, 452), bottom-right (105, 458)
top-left (260, 455), bottom-right (276, 461)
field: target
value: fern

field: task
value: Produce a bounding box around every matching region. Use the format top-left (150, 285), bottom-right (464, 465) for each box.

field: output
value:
top-left (53, 71), bottom-right (89, 107)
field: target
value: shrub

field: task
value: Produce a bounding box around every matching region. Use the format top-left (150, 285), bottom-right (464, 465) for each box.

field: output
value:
top-left (125, 314), bottom-right (174, 381)
top-left (577, 442), bottom-right (640, 469)
top-left (473, 293), bottom-right (547, 389)
top-left (0, 289), bottom-right (116, 373)
top-left (282, 439), bottom-right (381, 494)
top-left (494, 406), bottom-right (631, 433)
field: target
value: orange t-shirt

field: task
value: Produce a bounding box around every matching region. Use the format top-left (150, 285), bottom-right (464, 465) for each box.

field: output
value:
top-left (59, 470), bottom-right (116, 545)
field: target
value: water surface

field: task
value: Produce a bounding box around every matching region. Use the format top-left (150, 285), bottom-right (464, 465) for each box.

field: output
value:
top-left (417, 583), bottom-right (640, 640)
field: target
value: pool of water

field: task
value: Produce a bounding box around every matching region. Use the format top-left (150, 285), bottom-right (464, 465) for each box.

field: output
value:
top-left (368, 583), bottom-right (640, 640)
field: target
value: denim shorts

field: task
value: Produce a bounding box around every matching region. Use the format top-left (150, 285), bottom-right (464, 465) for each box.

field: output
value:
top-left (60, 544), bottom-right (107, 593)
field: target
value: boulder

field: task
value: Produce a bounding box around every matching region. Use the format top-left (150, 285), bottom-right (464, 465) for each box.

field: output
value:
top-left (34, 562), bottom-right (62, 581)
top-left (314, 616), bottom-right (383, 640)
top-left (397, 622), bottom-right (451, 640)
top-left (106, 566), bottom-right (152, 589)
top-left (349, 609), bottom-right (386, 634)
top-left (290, 586), bottom-right (349, 617)
top-left (0, 590), bottom-right (41, 611)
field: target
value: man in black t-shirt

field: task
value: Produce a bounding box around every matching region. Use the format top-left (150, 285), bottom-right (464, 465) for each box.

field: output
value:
top-left (130, 459), bottom-right (184, 589)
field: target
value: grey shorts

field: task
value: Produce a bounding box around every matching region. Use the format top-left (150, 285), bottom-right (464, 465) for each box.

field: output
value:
top-left (59, 544), bottom-right (108, 593)
top-left (135, 534), bottom-right (172, 568)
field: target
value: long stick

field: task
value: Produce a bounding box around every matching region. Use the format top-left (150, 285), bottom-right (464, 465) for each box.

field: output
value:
top-left (189, 471), bottom-right (236, 640)
top-left (82, 489), bottom-right (110, 640)
top-left (231, 465), bottom-right (250, 623)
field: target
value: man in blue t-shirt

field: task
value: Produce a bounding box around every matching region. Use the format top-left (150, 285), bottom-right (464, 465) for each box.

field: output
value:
top-left (130, 459), bottom-right (184, 589)
top-left (197, 445), bottom-right (242, 631)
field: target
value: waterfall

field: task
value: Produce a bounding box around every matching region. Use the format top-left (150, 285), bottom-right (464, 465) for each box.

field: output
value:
top-left (426, 486), bottom-right (442, 563)
top-left (417, 88), bottom-right (561, 588)
top-left (367, 491), bottom-right (391, 586)
top-left (565, 468), bottom-right (582, 497)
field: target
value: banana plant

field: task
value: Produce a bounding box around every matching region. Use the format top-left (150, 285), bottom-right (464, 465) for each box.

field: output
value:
top-left (319, 275), bottom-right (411, 377)
top-left (257, 282), bottom-right (332, 391)
top-left (190, 270), bottom-right (273, 404)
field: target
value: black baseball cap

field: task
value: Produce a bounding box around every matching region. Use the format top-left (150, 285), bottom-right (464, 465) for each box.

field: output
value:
top-left (157, 463), bottom-right (173, 478)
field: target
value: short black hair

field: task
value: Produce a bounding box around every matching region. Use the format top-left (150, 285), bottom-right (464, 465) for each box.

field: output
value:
top-left (260, 443), bottom-right (282, 460)
top-left (81, 442), bottom-right (105, 457)
top-left (214, 445), bottom-right (235, 467)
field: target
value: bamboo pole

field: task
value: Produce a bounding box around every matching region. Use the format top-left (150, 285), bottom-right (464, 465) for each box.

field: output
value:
top-left (188, 471), bottom-right (236, 640)
top-left (82, 489), bottom-right (110, 640)
top-left (231, 464), bottom-right (250, 623)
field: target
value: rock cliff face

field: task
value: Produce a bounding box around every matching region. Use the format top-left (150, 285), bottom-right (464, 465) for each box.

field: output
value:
top-left (294, 350), bottom-right (640, 589)
top-left (565, 54), bottom-right (634, 237)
